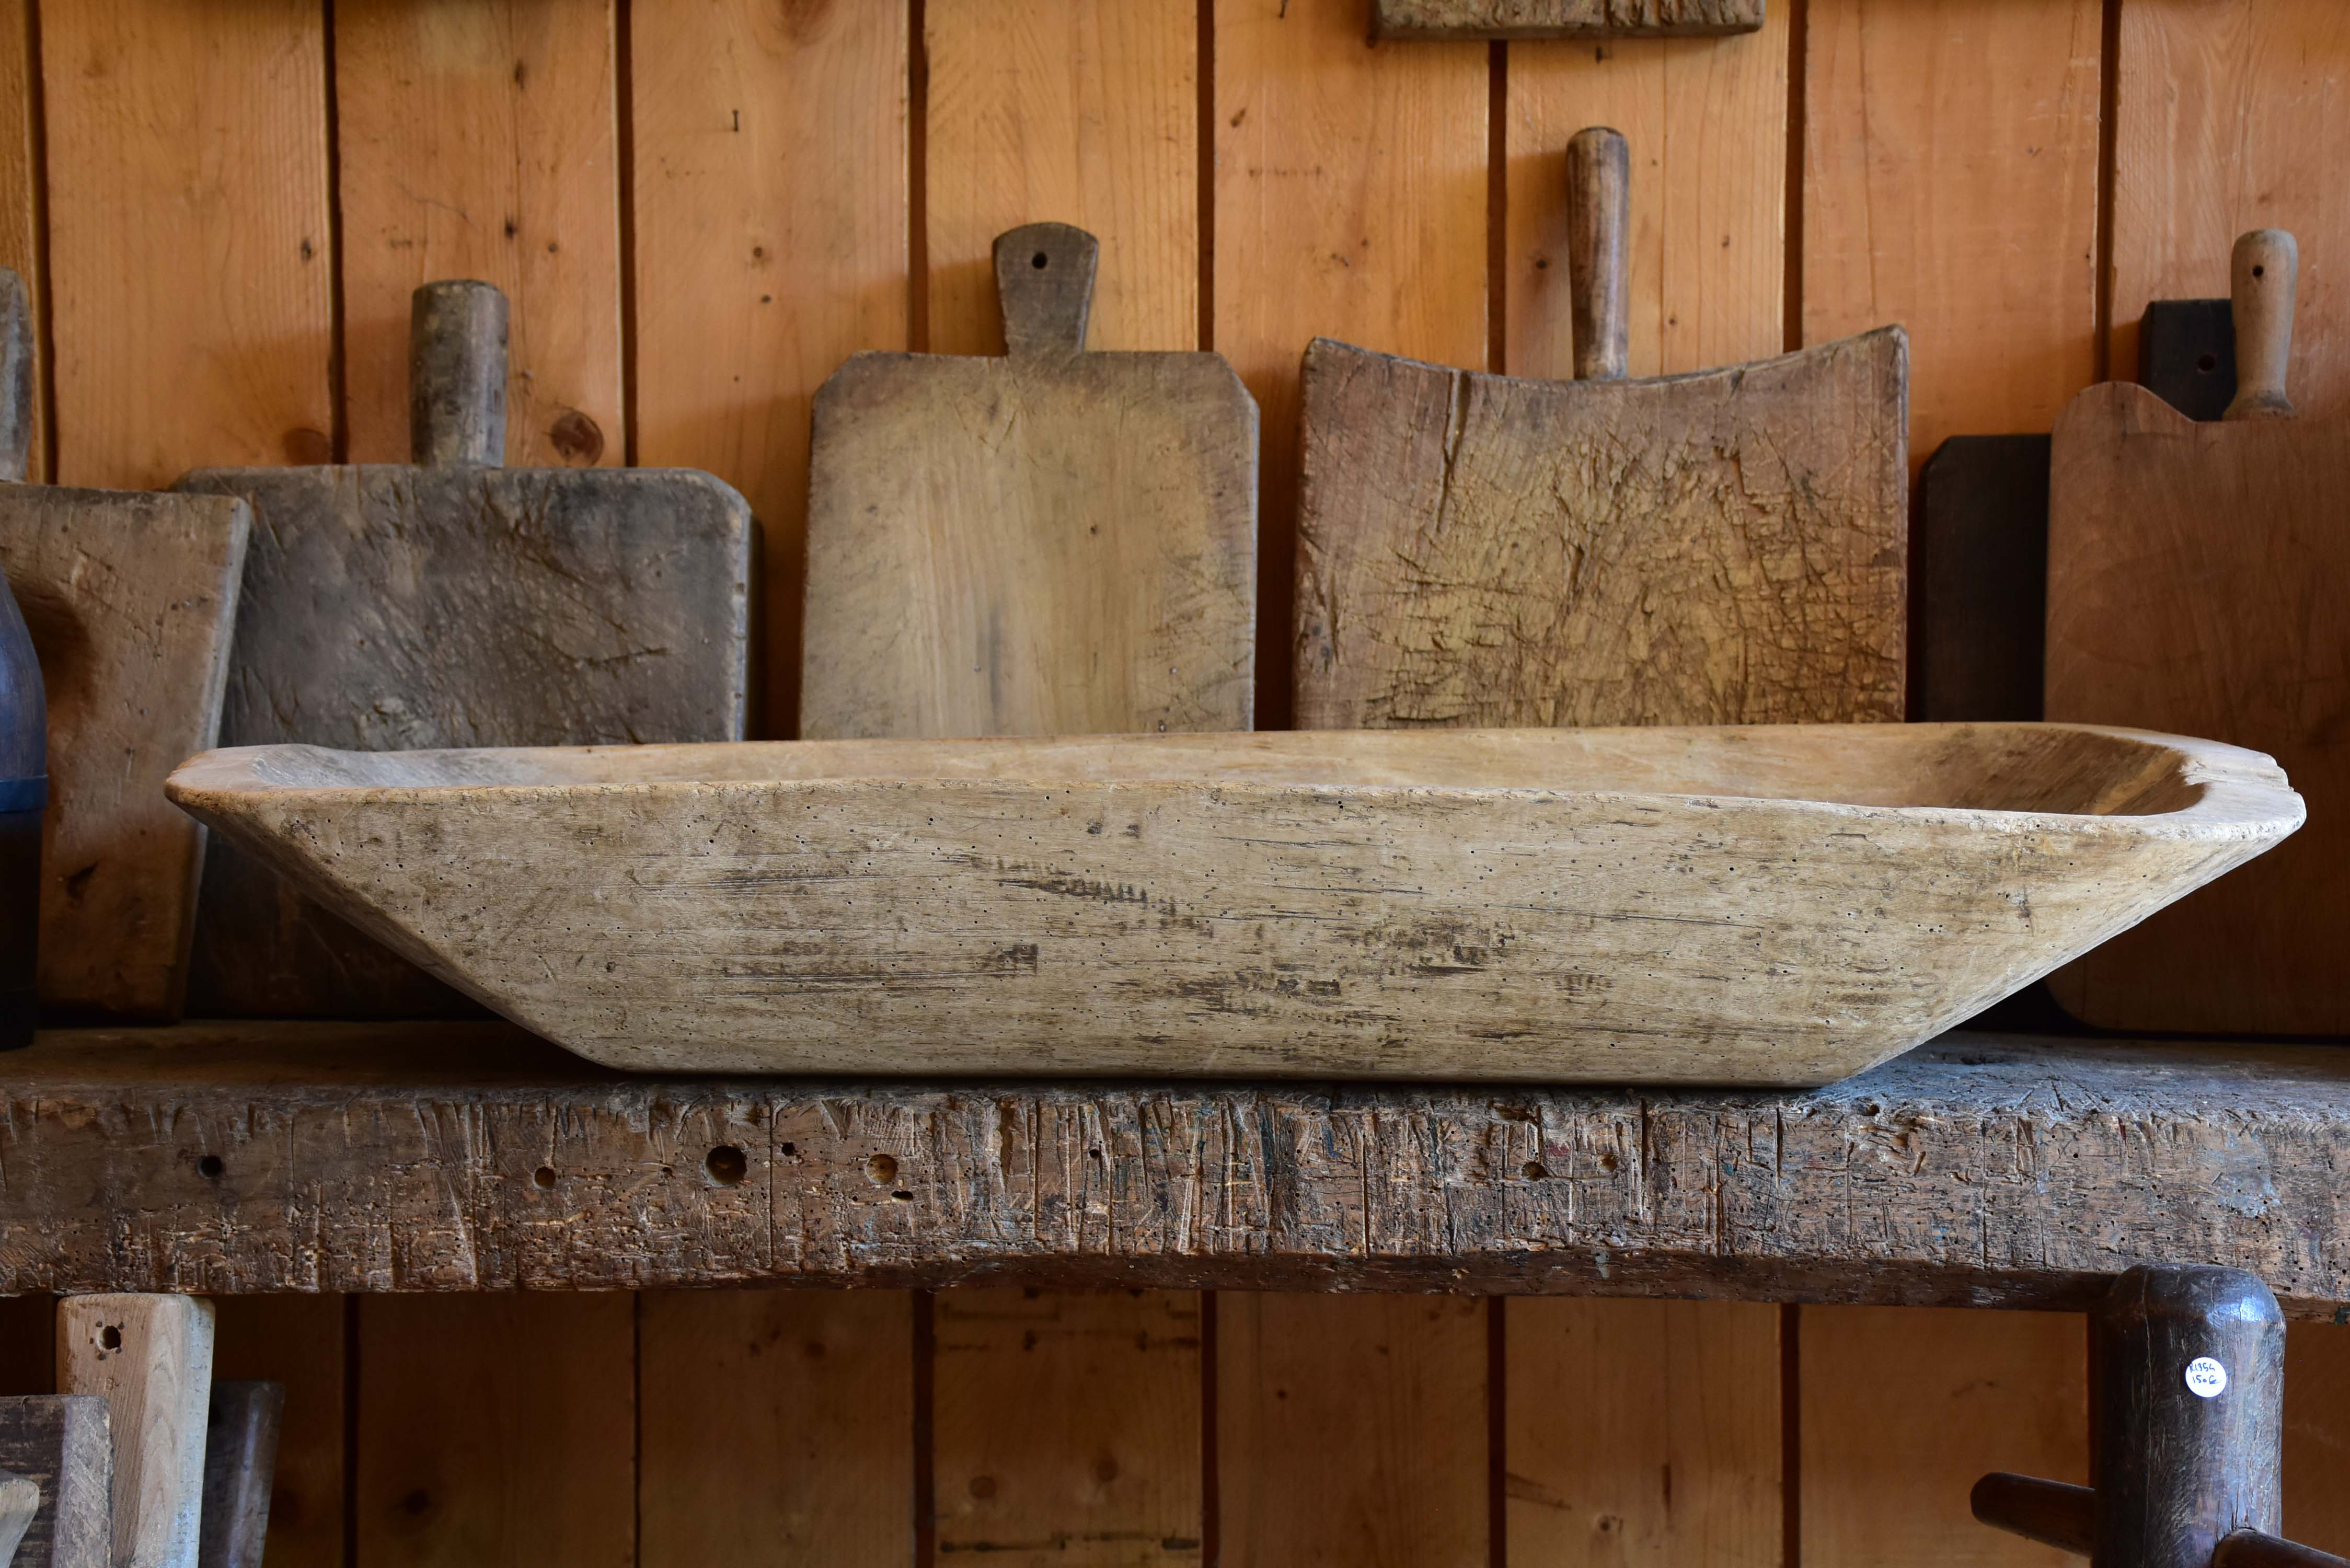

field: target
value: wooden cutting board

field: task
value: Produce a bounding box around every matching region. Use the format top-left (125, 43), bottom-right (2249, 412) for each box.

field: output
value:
top-left (803, 223), bottom-right (1257, 738)
top-left (179, 280), bottom-right (754, 1018)
top-left (1297, 129), bottom-right (1907, 731)
top-left (0, 268), bottom-right (251, 1020)
top-left (2046, 229), bottom-right (2348, 1034)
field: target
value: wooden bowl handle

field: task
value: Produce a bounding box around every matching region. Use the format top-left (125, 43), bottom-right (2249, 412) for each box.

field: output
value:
top-left (2224, 229), bottom-right (2298, 421)
top-left (0, 267), bottom-right (28, 485)
top-left (410, 279), bottom-right (510, 467)
top-left (1566, 127), bottom-right (1630, 383)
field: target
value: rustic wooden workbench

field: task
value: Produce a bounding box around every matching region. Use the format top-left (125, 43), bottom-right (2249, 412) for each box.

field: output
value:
top-left (6, 1024), bottom-right (2347, 1316)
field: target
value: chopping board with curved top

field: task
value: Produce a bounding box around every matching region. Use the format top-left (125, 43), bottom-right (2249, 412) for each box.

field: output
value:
top-left (2046, 229), bottom-right (2350, 1034)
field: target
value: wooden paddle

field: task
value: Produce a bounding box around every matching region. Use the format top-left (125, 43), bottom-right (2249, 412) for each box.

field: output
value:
top-left (0, 269), bottom-right (251, 1020)
top-left (179, 280), bottom-right (755, 1018)
top-left (58, 1295), bottom-right (213, 1568)
top-left (803, 223), bottom-right (1257, 738)
top-left (2046, 229), bottom-right (2347, 1034)
top-left (0, 1397), bottom-right (110, 1568)
top-left (1296, 128), bottom-right (1907, 731)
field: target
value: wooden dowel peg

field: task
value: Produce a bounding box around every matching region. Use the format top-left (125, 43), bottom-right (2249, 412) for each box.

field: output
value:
top-left (2222, 230), bottom-right (2298, 422)
top-left (1970, 1472), bottom-right (2092, 1554)
top-left (1565, 126), bottom-right (1630, 382)
top-left (993, 223), bottom-right (1098, 358)
top-left (57, 1296), bottom-right (214, 1568)
top-left (2215, 1531), bottom-right (2350, 1568)
top-left (409, 280), bottom-right (509, 467)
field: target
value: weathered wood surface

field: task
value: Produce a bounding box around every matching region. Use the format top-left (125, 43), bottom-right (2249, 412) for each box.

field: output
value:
top-left (1373, 0), bottom-right (1762, 39)
top-left (0, 1470), bottom-right (35, 1565)
top-left (804, 224), bottom-right (1257, 741)
top-left (1294, 329), bottom-right (1908, 730)
top-left (57, 1295), bottom-right (213, 1568)
top-left (168, 724), bottom-right (2296, 1085)
top-left (10, 1023), bottom-right (2350, 1312)
top-left (2046, 237), bottom-right (2350, 1035)
top-left (194, 1382), bottom-right (279, 1568)
top-left (0, 1398), bottom-right (110, 1568)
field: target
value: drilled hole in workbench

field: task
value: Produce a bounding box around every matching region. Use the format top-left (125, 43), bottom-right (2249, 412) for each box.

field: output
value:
top-left (533, 1166), bottom-right (556, 1190)
top-left (780, 1142), bottom-right (796, 1156)
top-left (198, 1155), bottom-right (224, 1180)
top-left (706, 1146), bottom-right (748, 1187)
top-left (866, 1152), bottom-right (899, 1186)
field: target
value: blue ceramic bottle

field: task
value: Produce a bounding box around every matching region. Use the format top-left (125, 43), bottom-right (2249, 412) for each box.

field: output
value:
top-left (0, 562), bottom-right (41, 1048)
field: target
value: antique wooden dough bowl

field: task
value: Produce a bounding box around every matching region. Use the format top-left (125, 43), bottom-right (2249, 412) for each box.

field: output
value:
top-left (166, 723), bottom-right (2300, 1086)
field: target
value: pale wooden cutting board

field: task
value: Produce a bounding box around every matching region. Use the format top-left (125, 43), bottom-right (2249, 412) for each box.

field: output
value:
top-left (2046, 230), bottom-right (2347, 1033)
top-left (1296, 130), bottom-right (1907, 732)
top-left (0, 268), bottom-right (251, 1020)
top-left (803, 223), bottom-right (1257, 739)
top-left (178, 280), bottom-right (753, 1018)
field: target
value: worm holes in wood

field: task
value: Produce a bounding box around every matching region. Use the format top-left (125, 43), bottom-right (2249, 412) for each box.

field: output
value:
top-left (705, 1146), bottom-right (748, 1187)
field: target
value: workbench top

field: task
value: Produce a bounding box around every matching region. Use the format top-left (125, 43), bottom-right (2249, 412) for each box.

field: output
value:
top-left (6, 1024), bottom-right (2346, 1314)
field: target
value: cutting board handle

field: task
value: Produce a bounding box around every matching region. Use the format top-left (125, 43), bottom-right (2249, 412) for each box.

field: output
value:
top-left (0, 267), bottom-right (30, 483)
top-left (409, 280), bottom-right (509, 466)
top-left (994, 223), bottom-right (1098, 358)
top-left (2224, 229), bottom-right (2298, 421)
top-left (1566, 126), bottom-right (1630, 383)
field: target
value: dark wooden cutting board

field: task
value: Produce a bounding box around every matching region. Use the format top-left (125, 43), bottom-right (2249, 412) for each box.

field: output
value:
top-left (2046, 230), bottom-right (2348, 1034)
top-left (803, 223), bottom-right (1257, 739)
top-left (179, 280), bottom-right (753, 1017)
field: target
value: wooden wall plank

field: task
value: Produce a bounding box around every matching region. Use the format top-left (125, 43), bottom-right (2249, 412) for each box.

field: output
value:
top-left (1505, 11), bottom-right (1788, 378)
top-left (356, 1294), bottom-right (633, 1567)
top-left (1218, 1295), bottom-right (1487, 1566)
top-left (629, 0), bottom-right (909, 740)
top-left (0, 1295), bottom-right (51, 1396)
top-left (335, 0), bottom-right (623, 465)
top-left (1801, 1307), bottom-right (2087, 1567)
top-left (2111, 2), bottom-right (2350, 418)
top-left (934, 1289), bottom-right (1201, 1565)
top-left (0, 0), bottom-right (40, 481)
top-left (212, 1296), bottom-right (344, 1568)
top-left (40, 0), bottom-right (334, 487)
top-left (1804, 0), bottom-right (2102, 466)
top-left (640, 1290), bottom-right (914, 1568)
top-left (2285, 1321), bottom-right (2350, 1553)
top-left (926, 0), bottom-right (1196, 356)
top-left (1507, 1299), bottom-right (1780, 1568)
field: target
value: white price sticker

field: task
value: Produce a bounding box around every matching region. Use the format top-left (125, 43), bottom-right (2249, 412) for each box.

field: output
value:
top-left (2184, 1357), bottom-right (2229, 1398)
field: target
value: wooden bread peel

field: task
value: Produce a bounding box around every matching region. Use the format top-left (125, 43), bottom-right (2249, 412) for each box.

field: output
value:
top-left (2046, 229), bottom-right (2350, 1033)
top-left (1297, 127), bottom-right (1907, 731)
top-left (179, 280), bottom-right (754, 1018)
top-left (0, 268), bottom-right (250, 1020)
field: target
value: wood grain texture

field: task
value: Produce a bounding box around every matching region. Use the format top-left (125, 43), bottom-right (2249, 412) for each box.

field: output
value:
top-left (40, 0), bottom-right (333, 487)
top-left (1506, 1299), bottom-right (1779, 1567)
top-left (59, 1294), bottom-right (215, 1568)
top-left (629, 0), bottom-right (908, 739)
top-left (2111, 1), bottom-right (2350, 423)
top-left (0, 1), bottom-right (42, 483)
top-left (174, 462), bottom-right (753, 1018)
top-left (1, 1470), bottom-right (36, 1566)
top-left (1505, 6), bottom-right (1788, 379)
top-left (639, 1290), bottom-right (913, 1568)
top-left (209, 1299), bottom-right (341, 1568)
top-left (925, 0), bottom-right (1196, 358)
top-left (802, 234), bottom-right (1257, 740)
top-left (2044, 383), bottom-right (2350, 1033)
top-left (0, 488), bottom-right (247, 1017)
top-left (1801, 1307), bottom-right (2087, 1568)
top-left (933, 1289), bottom-right (1201, 1565)
top-left (198, 1382), bottom-right (283, 1568)
top-left (354, 1294), bottom-right (631, 1568)
top-left (15, 1026), bottom-right (2350, 1309)
top-left (2284, 1324), bottom-right (2350, 1553)
top-left (335, 0), bottom-right (621, 467)
top-left (1803, 0), bottom-right (2102, 469)
top-left (1215, 0), bottom-right (1488, 723)
top-left (1218, 1295), bottom-right (1487, 1566)
top-left (1294, 329), bottom-right (1907, 729)
top-left (0, 1397), bottom-right (111, 1568)
top-left (166, 723), bottom-right (2295, 1083)
top-left (1376, 0), bottom-right (1764, 38)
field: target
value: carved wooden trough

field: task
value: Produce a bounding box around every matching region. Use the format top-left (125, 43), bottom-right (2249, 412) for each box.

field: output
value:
top-left (166, 723), bottom-right (2300, 1086)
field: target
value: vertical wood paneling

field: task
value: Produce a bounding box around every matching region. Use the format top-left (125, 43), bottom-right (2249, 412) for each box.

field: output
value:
top-left (926, 0), bottom-right (1196, 355)
top-left (640, 1290), bottom-right (914, 1568)
top-left (2111, 2), bottom-right (2350, 416)
top-left (40, 0), bottom-right (333, 486)
top-left (1804, 0), bottom-right (2103, 466)
top-left (1802, 1307), bottom-right (2088, 1567)
top-left (2285, 1322), bottom-right (2350, 1553)
top-left (1505, 12), bottom-right (1788, 379)
top-left (213, 1296), bottom-right (346, 1568)
top-left (0, 0), bottom-right (41, 480)
top-left (356, 1294), bottom-right (634, 1568)
top-left (334, 0), bottom-right (623, 465)
top-left (0, 1294), bottom-right (52, 1395)
top-left (629, 0), bottom-right (909, 740)
top-left (1218, 1295), bottom-right (1488, 1567)
top-left (1507, 1299), bottom-right (1780, 1568)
